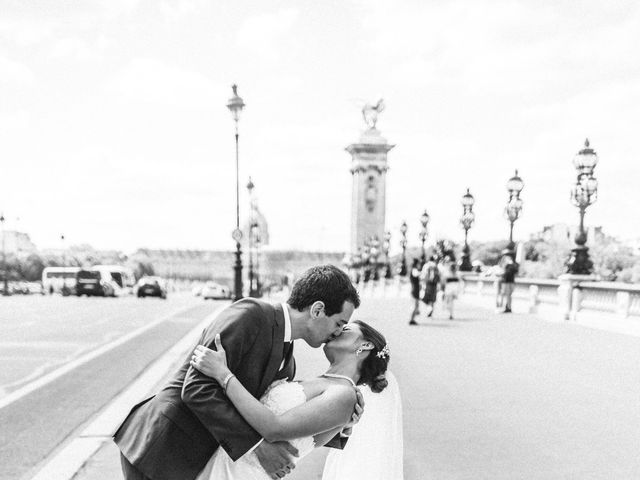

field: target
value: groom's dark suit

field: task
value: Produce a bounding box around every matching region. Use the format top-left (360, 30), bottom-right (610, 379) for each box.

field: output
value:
top-left (114, 298), bottom-right (298, 480)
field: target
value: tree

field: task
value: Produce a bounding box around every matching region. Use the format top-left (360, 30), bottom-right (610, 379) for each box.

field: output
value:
top-left (133, 261), bottom-right (155, 280)
top-left (21, 254), bottom-right (46, 282)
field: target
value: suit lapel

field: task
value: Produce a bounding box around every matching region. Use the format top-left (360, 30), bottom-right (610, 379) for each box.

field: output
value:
top-left (258, 302), bottom-right (285, 395)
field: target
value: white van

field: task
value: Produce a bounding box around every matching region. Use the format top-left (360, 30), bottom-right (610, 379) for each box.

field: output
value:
top-left (90, 265), bottom-right (136, 296)
top-left (42, 267), bottom-right (81, 294)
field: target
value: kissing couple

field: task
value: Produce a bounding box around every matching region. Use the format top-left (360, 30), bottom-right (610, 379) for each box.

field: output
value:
top-left (114, 265), bottom-right (400, 480)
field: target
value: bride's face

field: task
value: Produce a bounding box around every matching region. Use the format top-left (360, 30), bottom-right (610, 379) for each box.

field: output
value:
top-left (323, 322), bottom-right (364, 361)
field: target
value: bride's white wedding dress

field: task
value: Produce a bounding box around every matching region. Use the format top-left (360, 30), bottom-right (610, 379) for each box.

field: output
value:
top-left (322, 370), bottom-right (404, 480)
top-left (196, 379), bottom-right (315, 480)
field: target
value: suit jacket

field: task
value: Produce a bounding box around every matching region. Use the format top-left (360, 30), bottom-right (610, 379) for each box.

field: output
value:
top-left (114, 298), bottom-right (296, 480)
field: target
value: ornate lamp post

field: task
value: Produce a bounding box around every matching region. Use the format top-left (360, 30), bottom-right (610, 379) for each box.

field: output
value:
top-left (383, 230), bottom-right (392, 279)
top-left (369, 236), bottom-right (380, 281)
top-left (351, 249), bottom-right (363, 283)
top-left (60, 234), bottom-right (69, 295)
top-left (504, 170), bottom-right (524, 255)
top-left (459, 188), bottom-right (475, 271)
top-left (566, 139), bottom-right (599, 275)
top-left (362, 239), bottom-right (372, 283)
top-left (419, 210), bottom-right (430, 263)
top-left (398, 221), bottom-right (408, 276)
top-left (246, 177), bottom-right (257, 297)
top-left (1, 213), bottom-right (7, 296)
top-left (227, 84), bottom-right (245, 301)
top-left (253, 224), bottom-right (262, 297)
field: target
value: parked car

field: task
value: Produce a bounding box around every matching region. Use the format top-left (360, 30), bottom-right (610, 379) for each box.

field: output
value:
top-left (136, 276), bottom-right (167, 299)
top-left (25, 282), bottom-right (45, 295)
top-left (201, 282), bottom-right (231, 300)
top-left (75, 269), bottom-right (116, 297)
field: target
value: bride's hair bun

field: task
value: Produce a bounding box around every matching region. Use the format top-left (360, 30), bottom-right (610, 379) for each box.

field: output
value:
top-left (370, 373), bottom-right (388, 393)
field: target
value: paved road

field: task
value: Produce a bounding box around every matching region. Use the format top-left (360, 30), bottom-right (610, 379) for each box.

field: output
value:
top-left (0, 295), bottom-right (221, 480)
top-left (0, 293), bottom-right (201, 396)
top-left (73, 295), bottom-right (640, 479)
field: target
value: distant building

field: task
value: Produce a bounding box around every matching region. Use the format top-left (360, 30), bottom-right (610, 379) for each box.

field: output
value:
top-left (533, 223), bottom-right (604, 245)
top-left (130, 248), bottom-right (345, 286)
top-left (0, 231), bottom-right (38, 257)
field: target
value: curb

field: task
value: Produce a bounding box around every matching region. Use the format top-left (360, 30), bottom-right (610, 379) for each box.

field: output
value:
top-left (30, 303), bottom-right (229, 480)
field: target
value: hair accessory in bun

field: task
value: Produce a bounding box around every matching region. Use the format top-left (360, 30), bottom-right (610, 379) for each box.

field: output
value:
top-left (376, 344), bottom-right (390, 359)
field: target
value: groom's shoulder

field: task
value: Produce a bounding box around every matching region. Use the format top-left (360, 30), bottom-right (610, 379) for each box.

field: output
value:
top-left (230, 297), bottom-right (275, 315)
top-left (222, 298), bottom-right (276, 328)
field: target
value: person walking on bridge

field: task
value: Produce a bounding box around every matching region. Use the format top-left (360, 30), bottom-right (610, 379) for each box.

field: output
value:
top-left (420, 256), bottom-right (439, 318)
top-left (409, 258), bottom-right (422, 325)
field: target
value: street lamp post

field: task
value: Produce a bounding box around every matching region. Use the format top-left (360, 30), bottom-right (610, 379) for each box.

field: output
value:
top-left (398, 221), bottom-right (408, 276)
top-left (419, 210), bottom-right (430, 263)
top-left (227, 84), bottom-right (245, 301)
top-left (459, 188), bottom-right (475, 271)
top-left (504, 170), bottom-right (524, 255)
top-left (369, 236), bottom-right (380, 281)
top-left (383, 230), bottom-right (392, 279)
top-left (0, 213), bottom-right (7, 296)
top-left (60, 234), bottom-right (69, 295)
top-left (253, 229), bottom-right (262, 297)
top-left (246, 177), bottom-right (256, 297)
top-left (362, 239), bottom-right (372, 283)
top-left (566, 139), bottom-right (599, 275)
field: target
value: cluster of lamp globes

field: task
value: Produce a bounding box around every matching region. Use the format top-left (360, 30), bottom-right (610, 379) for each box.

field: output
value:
top-left (396, 138), bottom-right (599, 274)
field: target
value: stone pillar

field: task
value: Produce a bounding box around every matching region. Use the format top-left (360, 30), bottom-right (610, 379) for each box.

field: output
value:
top-left (346, 128), bottom-right (394, 256)
top-left (557, 274), bottom-right (594, 320)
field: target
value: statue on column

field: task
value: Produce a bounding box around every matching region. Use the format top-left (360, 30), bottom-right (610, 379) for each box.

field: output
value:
top-left (362, 99), bottom-right (385, 130)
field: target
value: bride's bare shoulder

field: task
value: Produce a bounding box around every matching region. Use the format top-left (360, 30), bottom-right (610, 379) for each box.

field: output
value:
top-left (300, 378), bottom-right (356, 404)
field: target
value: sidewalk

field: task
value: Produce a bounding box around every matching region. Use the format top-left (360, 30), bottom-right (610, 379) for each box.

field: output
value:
top-left (39, 292), bottom-right (640, 479)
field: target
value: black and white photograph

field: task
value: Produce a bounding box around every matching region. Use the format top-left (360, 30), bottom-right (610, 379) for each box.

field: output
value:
top-left (1, 1), bottom-right (639, 479)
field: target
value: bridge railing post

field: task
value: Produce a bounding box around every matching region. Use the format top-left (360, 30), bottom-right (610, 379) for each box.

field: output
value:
top-left (528, 285), bottom-right (539, 314)
top-left (616, 291), bottom-right (631, 318)
top-left (570, 287), bottom-right (583, 321)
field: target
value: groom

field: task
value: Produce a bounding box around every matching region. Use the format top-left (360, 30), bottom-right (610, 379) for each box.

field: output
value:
top-left (114, 264), bottom-right (361, 480)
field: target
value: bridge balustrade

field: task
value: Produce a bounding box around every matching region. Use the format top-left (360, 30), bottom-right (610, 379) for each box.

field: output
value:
top-left (460, 274), bottom-right (640, 319)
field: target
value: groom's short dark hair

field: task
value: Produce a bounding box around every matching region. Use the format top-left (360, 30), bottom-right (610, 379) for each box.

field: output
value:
top-left (288, 265), bottom-right (360, 316)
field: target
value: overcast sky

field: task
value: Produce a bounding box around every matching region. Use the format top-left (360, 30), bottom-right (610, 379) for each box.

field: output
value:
top-left (1, 0), bottom-right (639, 253)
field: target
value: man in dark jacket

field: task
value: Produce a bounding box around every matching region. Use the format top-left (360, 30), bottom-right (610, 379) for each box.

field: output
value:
top-left (114, 265), bottom-right (361, 480)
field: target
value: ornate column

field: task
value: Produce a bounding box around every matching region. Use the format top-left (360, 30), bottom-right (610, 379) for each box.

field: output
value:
top-left (346, 100), bottom-right (395, 258)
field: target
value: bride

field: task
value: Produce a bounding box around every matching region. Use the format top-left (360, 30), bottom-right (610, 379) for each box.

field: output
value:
top-left (190, 320), bottom-right (391, 480)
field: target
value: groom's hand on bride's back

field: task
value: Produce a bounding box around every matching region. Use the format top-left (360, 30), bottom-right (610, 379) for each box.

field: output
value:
top-left (254, 440), bottom-right (298, 479)
top-left (343, 387), bottom-right (365, 433)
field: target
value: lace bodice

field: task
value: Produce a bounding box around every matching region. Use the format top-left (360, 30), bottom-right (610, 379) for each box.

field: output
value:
top-left (197, 379), bottom-right (315, 480)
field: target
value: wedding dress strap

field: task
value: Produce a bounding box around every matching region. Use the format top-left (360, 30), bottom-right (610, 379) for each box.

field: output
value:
top-left (321, 373), bottom-right (357, 388)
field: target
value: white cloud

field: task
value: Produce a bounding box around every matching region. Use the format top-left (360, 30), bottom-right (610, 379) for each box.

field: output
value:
top-left (103, 58), bottom-right (220, 108)
top-left (0, 17), bottom-right (57, 46)
top-left (159, 0), bottom-right (205, 20)
top-left (236, 8), bottom-right (298, 59)
top-left (0, 55), bottom-right (36, 85)
top-left (50, 37), bottom-right (101, 61)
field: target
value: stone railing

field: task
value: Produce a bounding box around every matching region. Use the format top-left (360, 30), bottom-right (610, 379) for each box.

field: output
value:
top-left (460, 274), bottom-right (640, 319)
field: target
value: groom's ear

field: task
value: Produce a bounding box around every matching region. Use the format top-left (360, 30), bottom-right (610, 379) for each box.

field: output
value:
top-left (310, 301), bottom-right (326, 318)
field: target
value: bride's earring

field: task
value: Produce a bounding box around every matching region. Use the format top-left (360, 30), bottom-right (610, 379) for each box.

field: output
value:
top-left (356, 347), bottom-right (363, 356)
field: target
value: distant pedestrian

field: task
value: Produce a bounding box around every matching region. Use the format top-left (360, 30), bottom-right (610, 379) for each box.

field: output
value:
top-left (500, 254), bottom-right (519, 313)
top-left (409, 258), bottom-right (422, 325)
top-left (420, 256), bottom-right (439, 317)
top-left (439, 256), bottom-right (460, 320)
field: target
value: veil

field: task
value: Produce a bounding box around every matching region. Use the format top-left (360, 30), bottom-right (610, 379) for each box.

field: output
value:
top-left (322, 370), bottom-right (404, 480)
